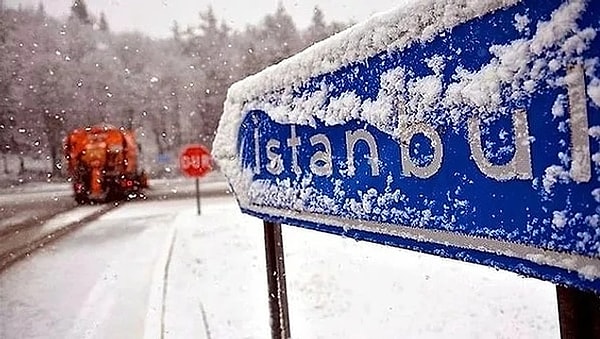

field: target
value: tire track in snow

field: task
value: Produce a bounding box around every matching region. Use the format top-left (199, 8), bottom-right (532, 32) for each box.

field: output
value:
top-left (68, 219), bottom-right (173, 339)
top-left (144, 223), bottom-right (177, 339)
top-left (161, 228), bottom-right (177, 339)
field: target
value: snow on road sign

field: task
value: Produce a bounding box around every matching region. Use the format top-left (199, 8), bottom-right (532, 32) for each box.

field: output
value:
top-left (213, 0), bottom-right (600, 293)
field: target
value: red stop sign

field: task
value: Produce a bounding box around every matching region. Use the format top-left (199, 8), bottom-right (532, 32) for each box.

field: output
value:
top-left (180, 144), bottom-right (212, 177)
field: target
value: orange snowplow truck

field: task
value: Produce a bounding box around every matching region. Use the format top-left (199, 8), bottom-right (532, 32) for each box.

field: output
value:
top-left (64, 124), bottom-right (148, 204)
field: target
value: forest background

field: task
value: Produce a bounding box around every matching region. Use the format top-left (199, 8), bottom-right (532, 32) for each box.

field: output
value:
top-left (0, 0), bottom-right (348, 181)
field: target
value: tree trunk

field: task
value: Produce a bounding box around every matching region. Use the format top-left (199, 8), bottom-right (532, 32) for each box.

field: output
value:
top-left (2, 154), bottom-right (9, 174)
top-left (154, 129), bottom-right (165, 155)
top-left (173, 97), bottom-right (182, 149)
top-left (18, 156), bottom-right (24, 175)
top-left (50, 143), bottom-right (60, 177)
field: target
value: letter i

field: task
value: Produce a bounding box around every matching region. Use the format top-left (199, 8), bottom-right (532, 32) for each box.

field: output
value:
top-left (253, 115), bottom-right (260, 174)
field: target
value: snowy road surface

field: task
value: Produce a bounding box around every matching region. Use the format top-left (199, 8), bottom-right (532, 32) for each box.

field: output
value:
top-left (0, 196), bottom-right (560, 338)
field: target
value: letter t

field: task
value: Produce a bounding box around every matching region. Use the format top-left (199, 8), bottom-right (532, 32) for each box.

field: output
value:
top-left (287, 125), bottom-right (302, 175)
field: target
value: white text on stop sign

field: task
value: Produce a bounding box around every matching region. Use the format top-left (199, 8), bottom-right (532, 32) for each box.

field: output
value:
top-left (182, 154), bottom-right (210, 169)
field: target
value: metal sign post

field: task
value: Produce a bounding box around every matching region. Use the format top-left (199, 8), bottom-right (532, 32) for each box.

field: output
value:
top-left (263, 221), bottom-right (291, 339)
top-left (557, 286), bottom-right (600, 339)
top-left (195, 178), bottom-right (201, 215)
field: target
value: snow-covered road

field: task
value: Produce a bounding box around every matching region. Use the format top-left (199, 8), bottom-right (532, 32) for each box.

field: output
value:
top-left (0, 196), bottom-right (560, 339)
top-left (0, 199), bottom-right (176, 338)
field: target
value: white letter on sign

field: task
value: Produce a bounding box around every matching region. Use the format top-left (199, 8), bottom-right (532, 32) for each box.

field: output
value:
top-left (182, 155), bottom-right (190, 169)
top-left (400, 123), bottom-right (443, 179)
top-left (287, 125), bottom-right (302, 175)
top-left (266, 139), bottom-right (283, 175)
top-left (309, 134), bottom-right (333, 177)
top-left (253, 119), bottom-right (261, 174)
top-left (468, 109), bottom-right (532, 181)
top-left (192, 155), bottom-right (201, 168)
top-left (345, 129), bottom-right (380, 177)
top-left (566, 63), bottom-right (591, 183)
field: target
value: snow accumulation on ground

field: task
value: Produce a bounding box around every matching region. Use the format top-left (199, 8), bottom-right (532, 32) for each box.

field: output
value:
top-left (212, 0), bottom-right (600, 292)
top-left (162, 198), bottom-right (560, 339)
top-left (0, 197), bottom-right (559, 339)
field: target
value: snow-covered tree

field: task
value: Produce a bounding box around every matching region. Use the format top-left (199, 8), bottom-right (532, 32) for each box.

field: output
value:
top-left (261, 2), bottom-right (302, 65)
top-left (305, 6), bottom-right (327, 44)
top-left (36, 2), bottom-right (45, 18)
top-left (0, 2), bottom-right (347, 179)
top-left (304, 6), bottom-right (349, 46)
top-left (171, 20), bottom-right (181, 42)
top-left (177, 6), bottom-right (236, 145)
top-left (71, 0), bottom-right (91, 25)
top-left (0, 9), bottom-right (53, 173)
top-left (98, 12), bottom-right (109, 32)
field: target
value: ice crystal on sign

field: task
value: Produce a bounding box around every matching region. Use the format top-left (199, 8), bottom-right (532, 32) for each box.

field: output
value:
top-left (514, 13), bottom-right (530, 33)
top-left (592, 188), bottom-right (600, 203)
top-left (425, 55), bottom-right (445, 74)
top-left (588, 79), bottom-right (600, 106)
top-left (589, 126), bottom-right (600, 139)
top-left (552, 211), bottom-right (567, 229)
top-left (552, 94), bottom-right (566, 118)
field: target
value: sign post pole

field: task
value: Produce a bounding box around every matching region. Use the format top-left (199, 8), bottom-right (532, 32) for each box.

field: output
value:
top-left (263, 221), bottom-right (291, 339)
top-left (556, 286), bottom-right (600, 339)
top-left (195, 178), bottom-right (201, 215)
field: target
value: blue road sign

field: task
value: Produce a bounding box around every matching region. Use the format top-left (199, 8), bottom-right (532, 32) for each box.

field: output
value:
top-left (213, 0), bottom-right (600, 293)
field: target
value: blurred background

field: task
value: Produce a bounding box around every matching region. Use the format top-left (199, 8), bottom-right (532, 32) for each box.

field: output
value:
top-left (0, 0), bottom-right (357, 185)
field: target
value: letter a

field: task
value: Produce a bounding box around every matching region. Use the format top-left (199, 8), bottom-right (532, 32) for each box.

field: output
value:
top-left (309, 134), bottom-right (333, 177)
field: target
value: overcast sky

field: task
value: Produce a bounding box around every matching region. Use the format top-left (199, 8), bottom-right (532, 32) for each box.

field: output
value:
top-left (6, 0), bottom-right (404, 38)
